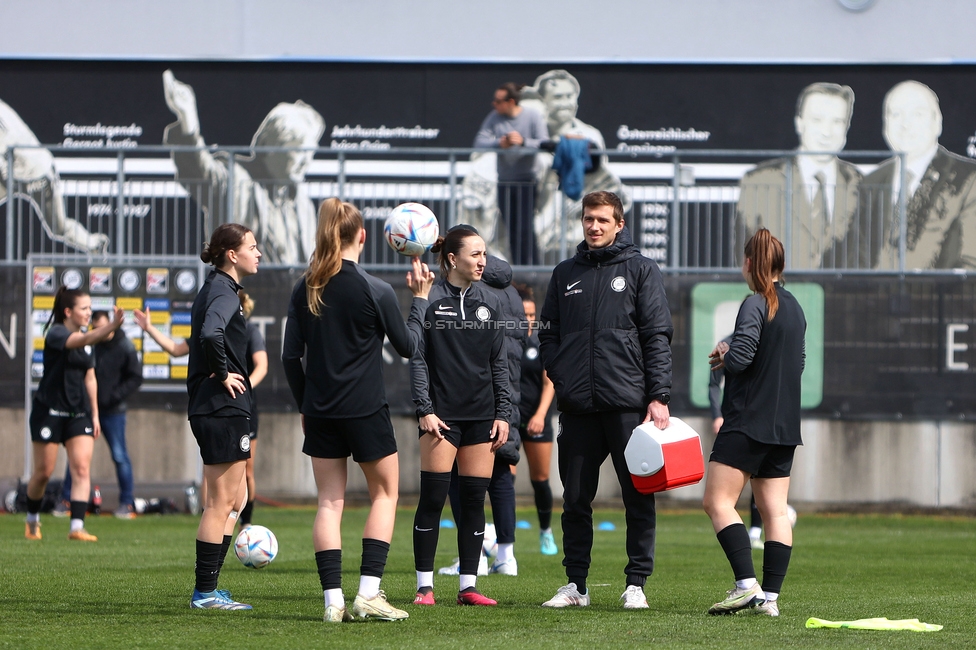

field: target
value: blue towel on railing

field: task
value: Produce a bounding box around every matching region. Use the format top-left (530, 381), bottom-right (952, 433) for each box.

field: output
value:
top-left (552, 137), bottom-right (593, 200)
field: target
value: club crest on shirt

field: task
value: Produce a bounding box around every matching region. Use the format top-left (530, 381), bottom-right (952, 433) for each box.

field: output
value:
top-left (526, 347), bottom-right (539, 360)
top-left (476, 306), bottom-right (491, 322)
top-left (611, 276), bottom-right (627, 292)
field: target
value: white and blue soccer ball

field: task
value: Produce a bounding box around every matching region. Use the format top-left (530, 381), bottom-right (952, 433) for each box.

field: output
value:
top-left (235, 525), bottom-right (278, 569)
top-left (384, 202), bottom-right (440, 257)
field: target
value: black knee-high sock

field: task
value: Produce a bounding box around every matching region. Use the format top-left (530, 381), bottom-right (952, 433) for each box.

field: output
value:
top-left (447, 464), bottom-right (461, 527)
top-left (195, 539), bottom-right (223, 593)
top-left (239, 500), bottom-right (255, 526)
top-left (26, 497), bottom-right (43, 515)
top-left (216, 534), bottom-right (233, 572)
top-left (487, 462), bottom-right (515, 544)
top-left (361, 538), bottom-right (391, 578)
top-left (69, 500), bottom-right (87, 523)
top-left (761, 541), bottom-right (792, 595)
top-left (749, 495), bottom-right (763, 530)
top-left (315, 549), bottom-right (342, 591)
top-left (413, 471), bottom-right (451, 572)
top-left (531, 479), bottom-right (553, 530)
top-left (457, 475), bottom-right (490, 576)
top-left (716, 523), bottom-right (756, 581)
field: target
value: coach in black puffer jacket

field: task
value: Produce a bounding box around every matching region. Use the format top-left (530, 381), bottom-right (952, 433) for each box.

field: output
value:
top-left (539, 224), bottom-right (672, 414)
top-left (538, 190), bottom-right (673, 610)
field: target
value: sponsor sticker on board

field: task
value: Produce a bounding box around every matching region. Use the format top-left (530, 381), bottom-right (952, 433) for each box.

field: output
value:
top-left (89, 267), bottom-right (112, 293)
top-left (33, 267), bottom-right (55, 293)
top-left (146, 268), bottom-right (169, 294)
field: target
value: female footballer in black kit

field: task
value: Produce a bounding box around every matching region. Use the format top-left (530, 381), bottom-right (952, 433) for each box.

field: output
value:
top-left (281, 198), bottom-right (435, 623)
top-left (703, 228), bottom-right (806, 618)
top-left (25, 288), bottom-right (124, 542)
top-left (410, 227), bottom-right (512, 607)
top-left (188, 223), bottom-right (261, 611)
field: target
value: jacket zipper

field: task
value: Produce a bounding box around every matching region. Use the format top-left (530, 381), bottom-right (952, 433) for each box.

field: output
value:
top-left (589, 262), bottom-right (600, 405)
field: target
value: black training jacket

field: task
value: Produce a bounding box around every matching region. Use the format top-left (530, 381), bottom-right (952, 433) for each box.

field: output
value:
top-left (539, 227), bottom-right (673, 414)
top-left (411, 279), bottom-right (513, 423)
top-left (720, 284), bottom-right (806, 446)
top-left (480, 255), bottom-right (527, 422)
top-left (93, 328), bottom-right (143, 415)
top-left (281, 260), bottom-right (427, 418)
top-left (187, 269), bottom-right (252, 418)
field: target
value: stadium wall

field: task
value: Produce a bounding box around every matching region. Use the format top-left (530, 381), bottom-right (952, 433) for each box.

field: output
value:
top-left (2, 409), bottom-right (975, 509)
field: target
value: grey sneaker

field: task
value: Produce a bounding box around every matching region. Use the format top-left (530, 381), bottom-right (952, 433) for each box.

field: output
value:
top-left (352, 591), bottom-right (409, 621)
top-left (114, 504), bottom-right (136, 519)
top-left (620, 585), bottom-right (649, 609)
top-left (324, 604), bottom-right (353, 622)
top-left (51, 501), bottom-right (70, 518)
top-left (542, 583), bottom-right (590, 608)
top-left (708, 583), bottom-right (764, 615)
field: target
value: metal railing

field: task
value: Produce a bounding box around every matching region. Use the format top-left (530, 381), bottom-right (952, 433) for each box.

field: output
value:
top-left (3, 144), bottom-right (951, 274)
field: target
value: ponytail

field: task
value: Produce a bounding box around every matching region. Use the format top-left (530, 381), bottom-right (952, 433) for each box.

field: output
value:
top-left (46, 286), bottom-right (87, 333)
top-left (743, 228), bottom-right (785, 321)
top-left (306, 198), bottom-right (363, 316)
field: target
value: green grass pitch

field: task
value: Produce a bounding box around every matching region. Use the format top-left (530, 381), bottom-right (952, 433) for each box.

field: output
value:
top-left (2, 507), bottom-right (972, 648)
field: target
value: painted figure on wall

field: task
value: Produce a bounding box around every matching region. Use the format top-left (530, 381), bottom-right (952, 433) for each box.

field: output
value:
top-left (856, 80), bottom-right (976, 270)
top-left (162, 70), bottom-right (325, 266)
top-left (735, 82), bottom-right (862, 270)
top-left (0, 98), bottom-right (110, 254)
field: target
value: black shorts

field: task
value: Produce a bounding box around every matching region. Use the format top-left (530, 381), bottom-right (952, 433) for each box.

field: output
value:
top-left (519, 422), bottom-right (554, 444)
top-left (190, 415), bottom-right (252, 465)
top-left (709, 431), bottom-right (796, 479)
top-left (30, 406), bottom-right (93, 444)
top-left (248, 411), bottom-right (259, 440)
top-left (418, 419), bottom-right (494, 449)
top-left (303, 406), bottom-right (397, 463)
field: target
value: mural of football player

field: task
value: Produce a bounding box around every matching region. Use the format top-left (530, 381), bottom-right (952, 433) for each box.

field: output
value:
top-left (531, 69), bottom-right (631, 258)
top-left (162, 69), bottom-right (325, 265)
top-left (0, 98), bottom-right (110, 255)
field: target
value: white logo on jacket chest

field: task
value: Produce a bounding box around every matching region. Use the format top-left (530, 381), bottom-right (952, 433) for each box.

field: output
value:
top-left (526, 347), bottom-right (539, 360)
top-left (611, 276), bottom-right (627, 292)
top-left (475, 306), bottom-right (491, 322)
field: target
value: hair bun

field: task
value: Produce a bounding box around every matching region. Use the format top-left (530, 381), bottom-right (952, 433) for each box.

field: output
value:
top-left (200, 243), bottom-right (212, 264)
top-left (429, 236), bottom-right (446, 254)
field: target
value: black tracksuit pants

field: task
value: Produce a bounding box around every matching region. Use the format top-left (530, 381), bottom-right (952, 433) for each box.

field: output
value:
top-left (558, 410), bottom-right (656, 583)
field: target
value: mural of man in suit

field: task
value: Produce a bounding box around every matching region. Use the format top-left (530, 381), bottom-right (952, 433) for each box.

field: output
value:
top-left (858, 80), bottom-right (976, 270)
top-left (736, 82), bottom-right (861, 269)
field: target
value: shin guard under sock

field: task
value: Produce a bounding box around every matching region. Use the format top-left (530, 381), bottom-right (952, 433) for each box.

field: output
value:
top-left (315, 549), bottom-right (342, 591)
top-left (457, 475), bottom-right (490, 576)
top-left (761, 541), bottom-right (792, 595)
top-left (413, 471), bottom-right (451, 572)
top-left (531, 479), bottom-right (553, 530)
top-left (195, 539), bottom-right (223, 593)
top-left (716, 523), bottom-right (756, 581)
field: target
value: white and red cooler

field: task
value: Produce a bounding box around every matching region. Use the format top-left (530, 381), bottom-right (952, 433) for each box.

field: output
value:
top-left (625, 417), bottom-right (704, 494)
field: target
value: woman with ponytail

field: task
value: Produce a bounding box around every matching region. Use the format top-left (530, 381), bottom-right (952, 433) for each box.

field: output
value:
top-left (26, 288), bottom-right (124, 542)
top-left (409, 225), bottom-right (512, 608)
top-left (187, 223), bottom-right (261, 611)
top-left (702, 228), bottom-right (806, 618)
top-left (282, 198), bottom-right (434, 623)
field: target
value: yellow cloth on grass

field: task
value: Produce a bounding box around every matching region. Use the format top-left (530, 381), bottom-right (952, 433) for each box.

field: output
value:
top-left (806, 617), bottom-right (942, 632)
